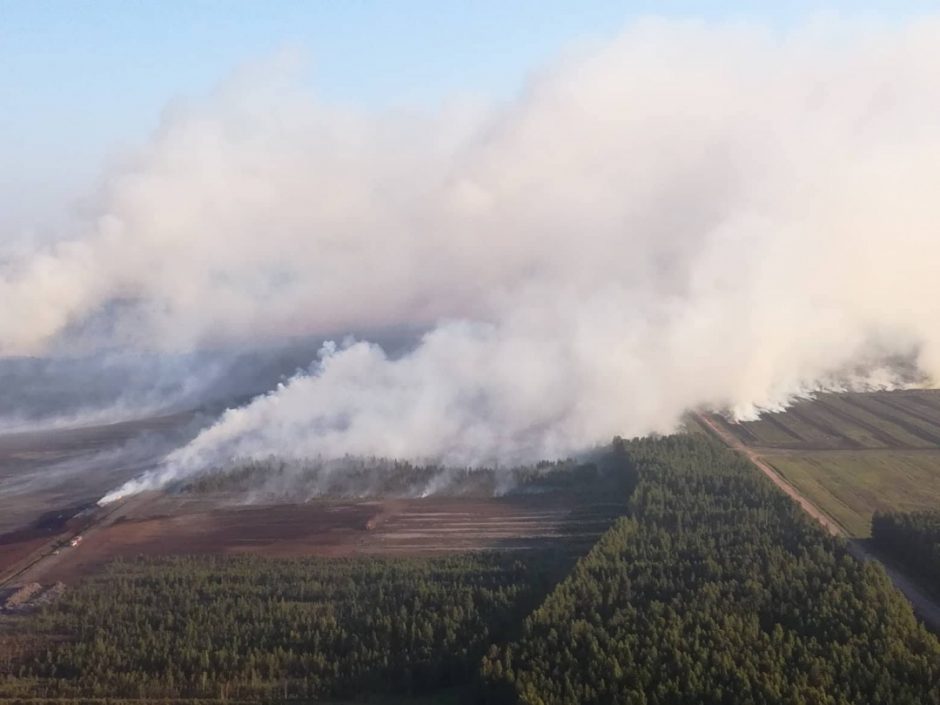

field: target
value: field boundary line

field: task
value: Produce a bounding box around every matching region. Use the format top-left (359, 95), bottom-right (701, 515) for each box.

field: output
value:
top-left (813, 397), bottom-right (911, 449)
top-left (694, 413), bottom-right (843, 536)
top-left (843, 394), bottom-right (940, 446)
top-left (694, 411), bottom-right (940, 633)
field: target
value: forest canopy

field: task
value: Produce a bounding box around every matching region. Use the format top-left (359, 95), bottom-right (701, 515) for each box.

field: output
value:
top-left (1, 436), bottom-right (937, 704)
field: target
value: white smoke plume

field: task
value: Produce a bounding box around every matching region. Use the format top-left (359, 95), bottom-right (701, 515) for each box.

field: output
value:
top-left (3, 18), bottom-right (940, 499)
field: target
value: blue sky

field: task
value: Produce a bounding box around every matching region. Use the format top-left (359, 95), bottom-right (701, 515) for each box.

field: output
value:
top-left (1, 1), bottom-right (937, 234)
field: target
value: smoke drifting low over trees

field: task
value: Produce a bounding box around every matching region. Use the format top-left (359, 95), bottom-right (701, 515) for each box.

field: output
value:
top-left (6, 18), bottom-right (940, 489)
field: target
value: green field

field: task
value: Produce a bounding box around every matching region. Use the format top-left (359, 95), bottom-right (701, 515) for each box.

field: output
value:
top-left (765, 450), bottom-right (940, 537)
top-left (712, 390), bottom-right (940, 537)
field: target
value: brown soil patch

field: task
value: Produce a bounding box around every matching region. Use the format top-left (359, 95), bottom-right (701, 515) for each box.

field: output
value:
top-left (12, 493), bottom-right (618, 584)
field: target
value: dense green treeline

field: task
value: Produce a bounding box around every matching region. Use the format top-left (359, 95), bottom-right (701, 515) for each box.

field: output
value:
top-left (0, 553), bottom-right (564, 702)
top-left (2, 435), bottom-right (939, 704)
top-left (872, 509), bottom-right (940, 593)
top-left (482, 435), bottom-right (940, 705)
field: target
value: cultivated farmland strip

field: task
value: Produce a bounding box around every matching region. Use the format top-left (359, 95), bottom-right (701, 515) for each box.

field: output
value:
top-left (819, 396), bottom-right (932, 448)
top-left (785, 403), bottom-right (864, 449)
top-left (810, 397), bottom-right (914, 449)
top-left (762, 412), bottom-right (808, 444)
top-left (903, 392), bottom-right (940, 423)
top-left (843, 394), bottom-right (940, 447)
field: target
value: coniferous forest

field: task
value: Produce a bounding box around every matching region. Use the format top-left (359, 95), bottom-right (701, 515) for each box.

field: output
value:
top-left (481, 436), bottom-right (940, 704)
top-left (0, 552), bottom-right (561, 702)
top-left (1, 435), bottom-right (938, 704)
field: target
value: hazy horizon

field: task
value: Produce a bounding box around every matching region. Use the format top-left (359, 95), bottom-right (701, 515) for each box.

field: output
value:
top-left (5, 4), bottom-right (940, 498)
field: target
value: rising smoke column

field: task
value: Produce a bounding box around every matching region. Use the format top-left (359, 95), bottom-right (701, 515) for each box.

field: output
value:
top-left (2, 19), bottom-right (940, 500)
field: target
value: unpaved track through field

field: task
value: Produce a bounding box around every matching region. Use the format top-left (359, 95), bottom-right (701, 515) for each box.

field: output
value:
top-left (696, 412), bottom-right (940, 633)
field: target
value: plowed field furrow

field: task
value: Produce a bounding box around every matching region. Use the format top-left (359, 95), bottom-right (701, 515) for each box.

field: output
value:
top-left (390, 516), bottom-right (611, 524)
top-left (805, 399), bottom-right (896, 448)
top-left (841, 394), bottom-right (940, 446)
top-left (377, 531), bottom-right (604, 540)
top-left (387, 525), bottom-right (614, 535)
top-left (392, 515), bottom-right (570, 523)
top-left (905, 391), bottom-right (940, 414)
top-left (762, 413), bottom-right (807, 443)
top-left (3, 493), bottom-right (624, 584)
top-left (767, 409), bottom-right (840, 446)
top-left (785, 405), bottom-right (864, 449)
top-left (360, 542), bottom-right (595, 554)
top-left (815, 397), bottom-right (928, 448)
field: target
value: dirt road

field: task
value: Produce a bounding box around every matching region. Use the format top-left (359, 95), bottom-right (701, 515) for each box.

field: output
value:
top-left (696, 412), bottom-right (940, 633)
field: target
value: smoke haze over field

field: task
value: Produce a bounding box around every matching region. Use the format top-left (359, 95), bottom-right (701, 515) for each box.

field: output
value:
top-left (3, 18), bottom-right (940, 498)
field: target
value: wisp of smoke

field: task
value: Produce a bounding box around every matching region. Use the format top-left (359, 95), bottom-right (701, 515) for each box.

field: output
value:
top-left (2, 18), bottom-right (940, 501)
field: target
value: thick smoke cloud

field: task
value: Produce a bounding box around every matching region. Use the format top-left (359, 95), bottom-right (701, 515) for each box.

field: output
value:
top-left (0, 332), bottom-right (416, 432)
top-left (2, 19), bottom-right (939, 499)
